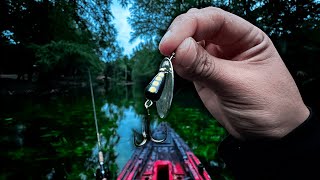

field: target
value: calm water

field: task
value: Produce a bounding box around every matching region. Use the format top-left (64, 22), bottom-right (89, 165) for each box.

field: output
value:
top-left (0, 83), bottom-right (230, 179)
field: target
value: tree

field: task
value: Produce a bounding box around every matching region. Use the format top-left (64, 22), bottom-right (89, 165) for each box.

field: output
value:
top-left (125, 0), bottom-right (320, 85)
top-left (131, 41), bottom-right (162, 84)
top-left (105, 55), bottom-right (134, 84)
top-left (127, 0), bottom-right (214, 43)
top-left (0, 0), bottom-right (121, 81)
top-left (31, 41), bottom-right (104, 78)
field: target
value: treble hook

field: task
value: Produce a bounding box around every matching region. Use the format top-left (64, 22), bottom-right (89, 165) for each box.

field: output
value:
top-left (134, 100), bottom-right (167, 147)
top-left (134, 53), bottom-right (174, 147)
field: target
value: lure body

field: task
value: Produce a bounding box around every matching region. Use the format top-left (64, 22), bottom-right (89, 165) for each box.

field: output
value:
top-left (134, 53), bottom-right (175, 147)
top-left (145, 71), bottom-right (167, 101)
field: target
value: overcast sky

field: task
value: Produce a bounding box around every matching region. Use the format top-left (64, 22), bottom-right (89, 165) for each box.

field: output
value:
top-left (110, 0), bottom-right (142, 56)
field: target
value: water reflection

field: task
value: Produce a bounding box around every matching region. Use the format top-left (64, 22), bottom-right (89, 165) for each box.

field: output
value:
top-left (0, 91), bottom-right (120, 179)
top-left (0, 84), bottom-right (231, 179)
top-left (102, 103), bottom-right (160, 172)
top-left (106, 105), bottom-right (140, 171)
top-left (102, 83), bottom-right (230, 178)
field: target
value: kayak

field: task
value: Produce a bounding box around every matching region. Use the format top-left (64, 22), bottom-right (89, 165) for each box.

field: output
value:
top-left (117, 122), bottom-right (211, 180)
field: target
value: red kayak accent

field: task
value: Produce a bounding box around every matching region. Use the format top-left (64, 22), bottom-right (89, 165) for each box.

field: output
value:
top-left (117, 123), bottom-right (211, 180)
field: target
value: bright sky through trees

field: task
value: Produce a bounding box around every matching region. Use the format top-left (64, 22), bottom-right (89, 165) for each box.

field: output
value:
top-left (110, 0), bottom-right (142, 56)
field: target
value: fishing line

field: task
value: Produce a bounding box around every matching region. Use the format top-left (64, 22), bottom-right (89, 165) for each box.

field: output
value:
top-left (89, 70), bottom-right (102, 150)
top-left (88, 69), bottom-right (108, 180)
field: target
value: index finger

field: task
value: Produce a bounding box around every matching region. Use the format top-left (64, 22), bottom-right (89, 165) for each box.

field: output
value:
top-left (159, 7), bottom-right (263, 56)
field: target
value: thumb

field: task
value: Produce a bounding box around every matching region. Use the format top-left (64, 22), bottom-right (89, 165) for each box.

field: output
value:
top-left (173, 37), bottom-right (221, 82)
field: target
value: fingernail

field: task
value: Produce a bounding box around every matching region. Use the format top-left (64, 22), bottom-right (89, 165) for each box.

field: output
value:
top-left (180, 37), bottom-right (193, 52)
top-left (176, 37), bottom-right (196, 67)
top-left (159, 30), bottom-right (172, 45)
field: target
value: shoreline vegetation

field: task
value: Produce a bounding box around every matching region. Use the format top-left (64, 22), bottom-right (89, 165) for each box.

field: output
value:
top-left (1, 1), bottom-right (320, 179)
top-left (1, 1), bottom-right (319, 104)
top-left (0, 73), bottom-right (106, 96)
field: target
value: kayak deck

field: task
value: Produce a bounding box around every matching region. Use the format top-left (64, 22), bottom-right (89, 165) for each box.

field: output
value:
top-left (117, 122), bottom-right (211, 180)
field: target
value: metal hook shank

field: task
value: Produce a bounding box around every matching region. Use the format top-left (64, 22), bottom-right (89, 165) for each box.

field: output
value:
top-left (134, 100), bottom-right (167, 147)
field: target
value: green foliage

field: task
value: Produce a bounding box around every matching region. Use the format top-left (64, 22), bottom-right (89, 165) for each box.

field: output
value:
top-left (77, 0), bottom-right (122, 59)
top-left (126, 0), bottom-right (320, 41)
top-left (166, 103), bottom-right (226, 160)
top-left (31, 40), bottom-right (103, 76)
top-left (0, 91), bottom-right (119, 179)
top-left (131, 41), bottom-right (162, 84)
top-left (125, 0), bottom-right (320, 86)
top-left (105, 55), bottom-right (133, 83)
top-left (1, 0), bottom-right (121, 80)
top-left (127, 0), bottom-right (212, 42)
top-left (104, 41), bottom-right (162, 102)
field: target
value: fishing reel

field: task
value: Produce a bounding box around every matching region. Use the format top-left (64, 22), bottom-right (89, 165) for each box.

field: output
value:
top-left (96, 167), bottom-right (109, 180)
top-left (95, 151), bottom-right (110, 180)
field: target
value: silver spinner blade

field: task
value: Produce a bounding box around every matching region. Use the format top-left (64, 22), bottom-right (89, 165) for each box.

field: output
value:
top-left (156, 56), bottom-right (174, 118)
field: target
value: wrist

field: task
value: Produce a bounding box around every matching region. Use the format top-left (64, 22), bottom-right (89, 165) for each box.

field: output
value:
top-left (239, 104), bottom-right (310, 141)
top-left (278, 105), bottom-right (310, 138)
top-left (218, 107), bottom-right (320, 179)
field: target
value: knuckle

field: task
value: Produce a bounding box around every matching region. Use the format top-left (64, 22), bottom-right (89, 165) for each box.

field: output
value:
top-left (203, 7), bottom-right (225, 21)
top-left (205, 6), bottom-right (223, 12)
top-left (167, 15), bottom-right (196, 36)
top-left (187, 49), bottom-right (216, 81)
top-left (174, 13), bottom-right (186, 23)
top-left (187, 8), bottom-right (199, 13)
top-left (197, 52), bottom-right (216, 80)
top-left (173, 12), bottom-right (197, 26)
top-left (167, 14), bottom-right (186, 31)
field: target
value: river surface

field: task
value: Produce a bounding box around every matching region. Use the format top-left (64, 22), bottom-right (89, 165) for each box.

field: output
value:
top-left (0, 84), bottom-right (231, 179)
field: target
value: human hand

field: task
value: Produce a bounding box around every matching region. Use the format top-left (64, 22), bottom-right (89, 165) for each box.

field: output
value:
top-left (159, 7), bottom-right (309, 140)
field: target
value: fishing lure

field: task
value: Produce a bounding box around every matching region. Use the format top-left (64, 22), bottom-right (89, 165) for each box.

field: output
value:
top-left (134, 53), bottom-right (175, 147)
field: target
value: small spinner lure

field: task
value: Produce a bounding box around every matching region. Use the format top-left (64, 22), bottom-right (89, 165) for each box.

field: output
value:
top-left (134, 53), bottom-right (175, 147)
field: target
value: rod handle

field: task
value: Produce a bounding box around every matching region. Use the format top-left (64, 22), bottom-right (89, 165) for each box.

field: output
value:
top-left (99, 151), bottom-right (104, 163)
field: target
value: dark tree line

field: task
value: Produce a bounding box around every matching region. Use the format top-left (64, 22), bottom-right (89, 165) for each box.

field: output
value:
top-left (117, 0), bottom-right (320, 93)
top-left (0, 0), bottom-right (121, 82)
top-left (2, 0), bottom-right (319, 99)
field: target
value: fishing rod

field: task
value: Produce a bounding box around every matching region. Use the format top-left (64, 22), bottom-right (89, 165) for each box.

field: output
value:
top-left (88, 69), bottom-right (108, 180)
